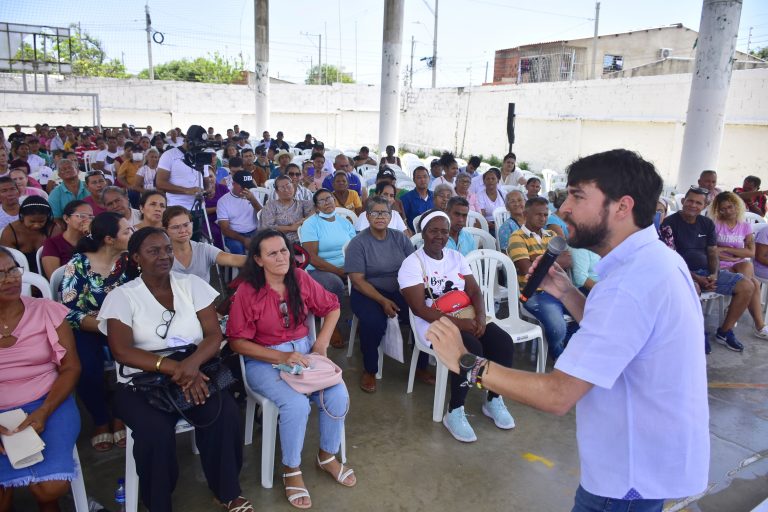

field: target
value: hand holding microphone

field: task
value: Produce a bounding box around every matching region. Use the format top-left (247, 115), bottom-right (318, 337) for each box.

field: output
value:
top-left (520, 237), bottom-right (572, 302)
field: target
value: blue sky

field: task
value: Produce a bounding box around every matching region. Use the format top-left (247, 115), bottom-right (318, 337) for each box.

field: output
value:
top-left (1, 0), bottom-right (765, 87)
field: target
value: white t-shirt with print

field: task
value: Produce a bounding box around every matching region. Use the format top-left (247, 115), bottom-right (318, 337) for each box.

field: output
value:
top-left (98, 272), bottom-right (219, 382)
top-left (398, 247), bottom-right (472, 348)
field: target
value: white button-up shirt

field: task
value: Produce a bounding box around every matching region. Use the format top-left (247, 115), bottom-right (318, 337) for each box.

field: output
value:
top-left (555, 225), bottom-right (709, 500)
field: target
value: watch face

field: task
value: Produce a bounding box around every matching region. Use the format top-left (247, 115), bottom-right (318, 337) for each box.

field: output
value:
top-left (459, 353), bottom-right (477, 371)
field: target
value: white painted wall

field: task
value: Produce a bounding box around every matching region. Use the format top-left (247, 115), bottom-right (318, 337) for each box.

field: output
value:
top-left (1, 69), bottom-right (765, 189)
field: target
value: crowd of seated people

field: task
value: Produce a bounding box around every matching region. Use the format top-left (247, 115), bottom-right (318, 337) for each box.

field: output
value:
top-left (2, 121), bottom-right (768, 511)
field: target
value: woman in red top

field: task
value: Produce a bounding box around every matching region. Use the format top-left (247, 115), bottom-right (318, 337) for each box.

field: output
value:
top-left (226, 230), bottom-right (355, 509)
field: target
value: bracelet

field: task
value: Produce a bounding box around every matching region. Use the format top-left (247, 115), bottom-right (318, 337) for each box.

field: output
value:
top-left (476, 361), bottom-right (489, 390)
top-left (466, 357), bottom-right (488, 388)
top-left (155, 355), bottom-right (166, 372)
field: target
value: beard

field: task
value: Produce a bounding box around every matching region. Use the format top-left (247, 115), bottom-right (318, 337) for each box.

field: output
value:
top-left (564, 206), bottom-right (610, 250)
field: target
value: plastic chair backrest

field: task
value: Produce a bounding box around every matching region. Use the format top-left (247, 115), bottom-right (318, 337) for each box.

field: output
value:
top-left (334, 207), bottom-right (358, 225)
top-left (463, 227), bottom-right (497, 250)
top-left (465, 249), bottom-right (522, 320)
top-left (492, 207), bottom-right (510, 233)
top-left (398, 180), bottom-right (416, 192)
top-left (83, 150), bottom-right (100, 173)
top-left (467, 210), bottom-right (490, 232)
top-left (35, 246), bottom-right (44, 275)
top-left (2, 245), bottom-right (31, 295)
top-left (49, 265), bottom-right (66, 301)
top-left (413, 213), bottom-right (424, 233)
top-left (674, 193), bottom-right (685, 211)
top-left (253, 187), bottom-right (269, 206)
top-left (745, 212), bottom-right (767, 224)
top-left (22, 271), bottom-right (52, 299)
top-left (410, 233), bottom-right (424, 250)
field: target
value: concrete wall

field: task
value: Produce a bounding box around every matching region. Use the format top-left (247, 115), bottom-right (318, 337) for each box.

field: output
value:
top-left (399, 68), bottom-right (768, 189)
top-left (1, 69), bottom-right (766, 189)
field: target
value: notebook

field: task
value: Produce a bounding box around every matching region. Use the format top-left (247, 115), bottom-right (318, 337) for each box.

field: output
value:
top-left (0, 409), bottom-right (46, 469)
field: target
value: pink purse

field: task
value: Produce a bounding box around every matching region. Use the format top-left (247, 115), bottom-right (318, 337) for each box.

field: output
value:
top-left (279, 353), bottom-right (343, 394)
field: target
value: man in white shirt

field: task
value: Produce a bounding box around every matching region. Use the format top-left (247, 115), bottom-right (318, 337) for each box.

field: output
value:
top-left (14, 141), bottom-right (46, 174)
top-left (427, 149), bottom-right (709, 511)
top-left (166, 129), bottom-right (185, 148)
top-left (216, 171), bottom-right (262, 254)
top-left (156, 148), bottom-right (204, 210)
top-left (49, 126), bottom-right (66, 152)
top-left (102, 186), bottom-right (142, 227)
top-left (92, 134), bottom-right (121, 183)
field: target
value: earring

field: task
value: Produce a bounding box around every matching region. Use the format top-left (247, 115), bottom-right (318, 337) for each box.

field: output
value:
top-left (137, 264), bottom-right (142, 272)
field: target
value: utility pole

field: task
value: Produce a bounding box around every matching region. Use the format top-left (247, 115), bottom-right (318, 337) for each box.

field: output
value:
top-left (432, 0), bottom-right (438, 87)
top-left (145, 2), bottom-right (154, 80)
top-left (746, 26), bottom-right (753, 54)
top-left (379, 0), bottom-right (405, 153)
top-left (484, 61), bottom-right (488, 84)
top-left (254, 0), bottom-right (270, 132)
top-left (677, 0), bottom-right (743, 189)
top-left (409, 35), bottom-right (415, 88)
top-left (319, 34), bottom-right (322, 84)
top-left (590, 2), bottom-right (600, 79)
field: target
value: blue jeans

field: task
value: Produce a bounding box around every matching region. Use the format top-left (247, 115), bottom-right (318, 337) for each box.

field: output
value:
top-left (523, 290), bottom-right (576, 360)
top-left (224, 229), bottom-right (257, 255)
top-left (572, 485), bottom-right (664, 512)
top-left (243, 336), bottom-right (349, 468)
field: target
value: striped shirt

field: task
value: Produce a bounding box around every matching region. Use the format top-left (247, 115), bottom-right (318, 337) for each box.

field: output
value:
top-left (507, 225), bottom-right (555, 287)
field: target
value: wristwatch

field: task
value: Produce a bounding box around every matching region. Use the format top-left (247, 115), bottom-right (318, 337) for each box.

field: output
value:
top-left (459, 353), bottom-right (477, 373)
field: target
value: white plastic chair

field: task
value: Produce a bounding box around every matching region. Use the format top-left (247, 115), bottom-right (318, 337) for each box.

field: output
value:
top-left (397, 180), bottom-right (416, 192)
top-left (466, 250), bottom-right (547, 372)
top-left (49, 265), bottom-right (66, 301)
top-left (71, 446), bottom-right (89, 512)
top-left (35, 246), bottom-right (44, 276)
top-left (492, 207), bottom-right (511, 235)
top-left (463, 227), bottom-right (497, 251)
top-left (468, 210), bottom-right (490, 232)
top-left (83, 150), bottom-right (100, 173)
top-left (334, 207), bottom-right (358, 225)
top-left (413, 213), bottom-right (425, 233)
top-left (745, 212), bottom-right (767, 225)
top-left (125, 421), bottom-right (198, 512)
top-left (410, 233), bottom-right (424, 249)
top-left (406, 310), bottom-right (450, 423)
top-left (357, 164), bottom-right (378, 176)
top-left (253, 187), bottom-right (269, 206)
top-left (21, 271), bottom-right (52, 299)
top-left (674, 193), bottom-right (685, 211)
top-left (240, 315), bottom-right (347, 488)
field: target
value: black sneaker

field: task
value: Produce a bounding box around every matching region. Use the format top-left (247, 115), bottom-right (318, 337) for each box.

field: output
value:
top-left (715, 329), bottom-right (744, 352)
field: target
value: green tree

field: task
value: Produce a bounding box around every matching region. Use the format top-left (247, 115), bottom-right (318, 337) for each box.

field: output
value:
top-left (305, 64), bottom-right (355, 85)
top-left (12, 25), bottom-right (128, 78)
top-left (750, 46), bottom-right (768, 60)
top-left (137, 52), bottom-right (246, 84)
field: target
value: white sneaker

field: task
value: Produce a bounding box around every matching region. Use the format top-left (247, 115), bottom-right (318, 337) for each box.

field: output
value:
top-left (482, 396), bottom-right (516, 430)
top-left (443, 406), bottom-right (477, 443)
top-left (754, 326), bottom-right (768, 340)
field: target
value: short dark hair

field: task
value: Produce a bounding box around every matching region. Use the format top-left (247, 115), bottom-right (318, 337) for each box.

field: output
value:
top-left (228, 156), bottom-right (243, 168)
top-left (503, 152), bottom-right (516, 162)
top-left (162, 205), bottom-right (191, 227)
top-left (438, 152), bottom-right (456, 168)
top-left (311, 152), bottom-right (325, 161)
top-left (744, 175), bottom-right (761, 188)
top-left (566, 149), bottom-right (662, 228)
top-left (526, 177), bottom-right (541, 186)
top-left (412, 166), bottom-right (428, 179)
top-left (525, 196), bottom-right (549, 209)
top-left (699, 169), bottom-right (717, 178)
top-left (468, 156), bottom-right (481, 167)
top-left (241, 147), bottom-right (254, 156)
top-left (447, 196), bottom-right (469, 212)
top-left (359, 146), bottom-right (369, 153)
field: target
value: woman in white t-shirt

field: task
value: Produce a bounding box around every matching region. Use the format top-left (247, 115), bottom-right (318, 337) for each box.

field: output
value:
top-left (398, 209), bottom-right (515, 443)
top-left (133, 148), bottom-right (160, 193)
top-left (473, 168), bottom-right (506, 233)
top-left (98, 227), bottom-right (253, 512)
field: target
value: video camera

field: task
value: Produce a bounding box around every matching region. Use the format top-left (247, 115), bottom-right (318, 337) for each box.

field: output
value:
top-left (183, 124), bottom-right (224, 171)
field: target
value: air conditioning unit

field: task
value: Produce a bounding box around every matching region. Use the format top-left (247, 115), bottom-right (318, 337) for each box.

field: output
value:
top-left (658, 48), bottom-right (673, 59)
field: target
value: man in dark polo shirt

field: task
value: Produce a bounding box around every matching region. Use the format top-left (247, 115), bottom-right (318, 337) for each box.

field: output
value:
top-left (662, 186), bottom-right (754, 353)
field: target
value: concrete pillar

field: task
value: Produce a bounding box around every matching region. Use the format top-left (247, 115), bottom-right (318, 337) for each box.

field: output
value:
top-left (254, 0), bottom-right (269, 133)
top-left (378, 0), bottom-right (404, 155)
top-left (676, 0), bottom-right (742, 190)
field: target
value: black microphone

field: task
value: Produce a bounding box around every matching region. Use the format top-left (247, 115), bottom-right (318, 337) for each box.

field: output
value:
top-left (519, 236), bottom-right (568, 302)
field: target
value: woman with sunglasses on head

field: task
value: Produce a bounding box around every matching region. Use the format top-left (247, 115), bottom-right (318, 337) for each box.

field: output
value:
top-left (301, 189), bottom-right (356, 348)
top-left (60, 212), bottom-right (133, 452)
top-left (163, 206), bottom-right (245, 284)
top-left (227, 230), bottom-right (354, 509)
top-left (0, 247), bottom-right (82, 512)
top-left (270, 163), bottom-right (313, 202)
top-left (96, 227), bottom-right (254, 512)
top-left (0, 196), bottom-right (60, 274)
top-left (40, 199), bottom-right (93, 278)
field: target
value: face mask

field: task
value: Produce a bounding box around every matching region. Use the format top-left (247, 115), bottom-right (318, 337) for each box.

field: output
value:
top-left (318, 211), bottom-right (335, 219)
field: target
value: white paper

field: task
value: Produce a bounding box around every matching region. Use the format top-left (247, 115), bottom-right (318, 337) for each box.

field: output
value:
top-left (0, 409), bottom-right (46, 469)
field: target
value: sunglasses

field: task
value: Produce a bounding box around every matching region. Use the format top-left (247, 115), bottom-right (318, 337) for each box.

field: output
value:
top-left (279, 300), bottom-right (289, 328)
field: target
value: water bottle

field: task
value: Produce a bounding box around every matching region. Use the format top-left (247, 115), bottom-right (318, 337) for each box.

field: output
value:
top-left (114, 478), bottom-right (126, 511)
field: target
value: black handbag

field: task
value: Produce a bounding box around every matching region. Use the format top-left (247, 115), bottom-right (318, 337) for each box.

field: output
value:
top-left (120, 345), bottom-right (237, 428)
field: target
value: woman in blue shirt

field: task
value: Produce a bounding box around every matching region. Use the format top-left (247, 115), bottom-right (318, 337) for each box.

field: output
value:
top-left (300, 189), bottom-right (356, 347)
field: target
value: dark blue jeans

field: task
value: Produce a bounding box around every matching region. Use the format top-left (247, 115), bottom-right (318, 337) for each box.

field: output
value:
top-left (572, 485), bottom-right (664, 512)
top-left (224, 229), bottom-right (257, 255)
top-left (74, 329), bottom-right (112, 426)
top-left (523, 290), bottom-right (577, 360)
top-left (350, 287), bottom-right (427, 374)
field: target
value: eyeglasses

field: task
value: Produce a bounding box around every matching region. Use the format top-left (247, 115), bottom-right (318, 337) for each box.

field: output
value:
top-left (369, 210), bottom-right (392, 219)
top-left (279, 300), bottom-right (290, 328)
top-left (288, 172), bottom-right (302, 177)
top-left (69, 212), bottom-right (95, 220)
top-left (167, 221), bottom-right (192, 232)
top-left (317, 196), bottom-right (335, 204)
top-left (0, 266), bottom-right (23, 281)
top-left (155, 309), bottom-right (176, 339)
top-left (276, 185), bottom-right (293, 192)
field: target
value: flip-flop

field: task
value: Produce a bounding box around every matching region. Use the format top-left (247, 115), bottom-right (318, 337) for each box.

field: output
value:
top-left (91, 432), bottom-right (114, 452)
top-left (283, 470), bottom-right (312, 509)
top-left (113, 429), bottom-right (127, 448)
top-left (316, 455), bottom-right (356, 487)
